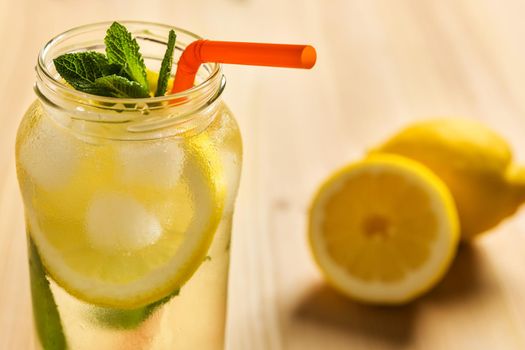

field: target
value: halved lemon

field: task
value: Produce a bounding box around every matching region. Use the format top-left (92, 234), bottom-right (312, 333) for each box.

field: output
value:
top-left (26, 133), bottom-right (225, 309)
top-left (309, 154), bottom-right (459, 304)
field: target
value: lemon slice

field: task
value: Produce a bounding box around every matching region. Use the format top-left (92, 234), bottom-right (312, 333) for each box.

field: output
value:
top-left (309, 155), bottom-right (459, 304)
top-left (26, 133), bottom-right (225, 308)
top-left (146, 69), bottom-right (173, 96)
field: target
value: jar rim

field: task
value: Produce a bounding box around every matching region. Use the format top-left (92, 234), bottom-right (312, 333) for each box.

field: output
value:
top-left (33, 21), bottom-right (226, 140)
top-left (36, 20), bottom-right (223, 106)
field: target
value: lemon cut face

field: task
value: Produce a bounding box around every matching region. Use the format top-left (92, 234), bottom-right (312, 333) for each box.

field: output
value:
top-left (309, 155), bottom-right (459, 304)
top-left (24, 133), bottom-right (225, 309)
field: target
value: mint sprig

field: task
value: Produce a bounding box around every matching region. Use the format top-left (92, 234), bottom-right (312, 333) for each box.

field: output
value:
top-left (53, 22), bottom-right (177, 99)
top-left (90, 75), bottom-right (150, 98)
top-left (54, 53), bottom-right (149, 98)
top-left (53, 52), bottom-right (120, 91)
top-left (91, 288), bottom-right (180, 330)
top-left (104, 22), bottom-right (149, 92)
top-left (29, 239), bottom-right (68, 350)
top-left (155, 30), bottom-right (176, 96)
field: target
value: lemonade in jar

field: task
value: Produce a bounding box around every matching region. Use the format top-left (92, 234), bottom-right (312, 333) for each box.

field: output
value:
top-left (16, 21), bottom-right (242, 349)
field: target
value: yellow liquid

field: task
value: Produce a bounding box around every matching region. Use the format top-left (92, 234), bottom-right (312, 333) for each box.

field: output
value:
top-left (16, 101), bottom-right (242, 350)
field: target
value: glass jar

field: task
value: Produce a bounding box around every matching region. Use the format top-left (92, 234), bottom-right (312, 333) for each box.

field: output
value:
top-left (15, 21), bottom-right (242, 350)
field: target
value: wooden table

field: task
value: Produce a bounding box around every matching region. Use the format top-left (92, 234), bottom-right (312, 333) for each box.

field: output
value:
top-left (2, 0), bottom-right (525, 349)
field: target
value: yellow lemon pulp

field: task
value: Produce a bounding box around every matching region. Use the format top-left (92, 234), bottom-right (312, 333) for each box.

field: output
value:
top-left (146, 69), bottom-right (174, 96)
top-left (374, 118), bottom-right (525, 239)
top-left (309, 155), bottom-right (459, 304)
top-left (25, 130), bottom-right (225, 309)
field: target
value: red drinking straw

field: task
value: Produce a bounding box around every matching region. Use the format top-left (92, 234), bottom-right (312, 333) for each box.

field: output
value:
top-left (171, 40), bottom-right (317, 94)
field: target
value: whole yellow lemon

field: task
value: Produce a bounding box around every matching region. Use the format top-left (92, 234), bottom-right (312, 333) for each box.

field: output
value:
top-left (373, 118), bottom-right (525, 240)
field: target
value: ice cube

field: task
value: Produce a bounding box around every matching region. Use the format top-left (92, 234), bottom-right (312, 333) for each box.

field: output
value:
top-left (86, 192), bottom-right (162, 251)
top-left (117, 141), bottom-right (185, 188)
top-left (19, 113), bottom-right (78, 190)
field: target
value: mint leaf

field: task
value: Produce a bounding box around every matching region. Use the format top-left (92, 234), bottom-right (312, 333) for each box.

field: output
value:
top-left (53, 51), bottom-right (149, 97)
top-left (29, 238), bottom-right (68, 350)
top-left (89, 75), bottom-right (149, 98)
top-left (53, 22), bottom-right (155, 99)
top-left (105, 22), bottom-right (149, 91)
top-left (53, 52), bottom-right (121, 91)
top-left (155, 30), bottom-right (176, 96)
top-left (92, 288), bottom-right (180, 329)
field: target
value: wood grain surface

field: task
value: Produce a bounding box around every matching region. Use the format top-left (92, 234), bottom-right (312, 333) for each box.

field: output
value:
top-left (2, 0), bottom-right (525, 349)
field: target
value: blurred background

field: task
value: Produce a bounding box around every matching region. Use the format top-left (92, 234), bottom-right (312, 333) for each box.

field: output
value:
top-left (2, 0), bottom-right (525, 349)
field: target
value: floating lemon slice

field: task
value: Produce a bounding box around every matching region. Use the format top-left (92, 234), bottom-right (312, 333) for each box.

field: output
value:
top-left (27, 133), bottom-right (225, 309)
top-left (309, 155), bottom-right (459, 304)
